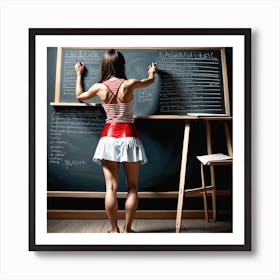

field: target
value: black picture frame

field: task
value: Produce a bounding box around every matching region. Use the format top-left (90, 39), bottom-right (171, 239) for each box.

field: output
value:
top-left (29, 28), bottom-right (251, 251)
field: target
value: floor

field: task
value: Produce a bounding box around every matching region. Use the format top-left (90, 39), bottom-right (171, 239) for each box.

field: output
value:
top-left (47, 218), bottom-right (232, 233)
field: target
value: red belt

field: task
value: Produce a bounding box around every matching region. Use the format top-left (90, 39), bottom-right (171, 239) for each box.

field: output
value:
top-left (100, 122), bottom-right (139, 138)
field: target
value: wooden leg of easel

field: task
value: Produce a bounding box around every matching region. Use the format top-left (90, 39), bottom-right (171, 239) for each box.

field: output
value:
top-left (205, 120), bottom-right (216, 187)
top-left (175, 120), bottom-right (190, 233)
top-left (205, 120), bottom-right (216, 221)
top-left (201, 164), bottom-right (209, 222)
top-left (212, 188), bottom-right (216, 221)
top-left (224, 121), bottom-right (233, 157)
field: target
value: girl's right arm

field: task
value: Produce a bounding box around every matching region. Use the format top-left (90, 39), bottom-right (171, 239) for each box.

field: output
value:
top-left (129, 63), bottom-right (157, 89)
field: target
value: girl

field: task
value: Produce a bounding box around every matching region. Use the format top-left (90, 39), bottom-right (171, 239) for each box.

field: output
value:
top-left (75, 49), bottom-right (157, 233)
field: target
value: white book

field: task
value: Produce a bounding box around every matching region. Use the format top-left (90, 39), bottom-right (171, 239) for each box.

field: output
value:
top-left (196, 153), bottom-right (233, 165)
top-left (187, 113), bottom-right (228, 117)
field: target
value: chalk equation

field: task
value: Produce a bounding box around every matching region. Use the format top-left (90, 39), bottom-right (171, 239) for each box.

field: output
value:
top-left (64, 159), bottom-right (85, 170)
top-left (138, 91), bottom-right (153, 103)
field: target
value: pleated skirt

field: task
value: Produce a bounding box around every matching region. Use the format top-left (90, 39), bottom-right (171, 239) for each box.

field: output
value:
top-left (93, 136), bottom-right (148, 165)
top-left (93, 122), bottom-right (147, 165)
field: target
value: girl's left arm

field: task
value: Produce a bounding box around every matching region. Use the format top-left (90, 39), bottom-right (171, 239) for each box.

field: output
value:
top-left (75, 61), bottom-right (99, 101)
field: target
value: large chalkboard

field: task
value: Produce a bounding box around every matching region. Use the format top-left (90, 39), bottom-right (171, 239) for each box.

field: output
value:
top-left (54, 47), bottom-right (230, 115)
top-left (48, 47), bottom-right (232, 192)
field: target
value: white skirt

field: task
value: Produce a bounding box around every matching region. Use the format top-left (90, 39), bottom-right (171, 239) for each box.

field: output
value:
top-left (93, 136), bottom-right (148, 165)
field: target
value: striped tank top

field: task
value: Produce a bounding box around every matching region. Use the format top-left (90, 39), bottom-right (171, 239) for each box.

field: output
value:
top-left (102, 79), bottom-right (134, 123)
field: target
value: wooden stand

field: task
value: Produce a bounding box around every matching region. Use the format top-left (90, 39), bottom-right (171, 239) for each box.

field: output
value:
top-left (175, 119), bottom-right (232, 233)
top-left (176, 120), bottom-right (191, 232)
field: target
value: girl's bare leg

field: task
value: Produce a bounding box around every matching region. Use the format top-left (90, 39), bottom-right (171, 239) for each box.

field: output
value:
top-left (123, 161), bottom-right (140, 233)
top-left (102, 160), bottom-right (120, 233)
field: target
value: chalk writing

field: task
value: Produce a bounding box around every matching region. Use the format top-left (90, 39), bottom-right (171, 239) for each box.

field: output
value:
top-left (138, 91), bottom-right (153, 103)
top-left (48, 107), bottom-right (106, 167)
top-left (158, 51), bottom-right (217, 60)
top-left (157, 50), bottom-right (224, 113)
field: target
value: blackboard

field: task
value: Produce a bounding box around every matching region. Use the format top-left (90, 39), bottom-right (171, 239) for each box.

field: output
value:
top-left (48, 47), bottom-right (232, 192)
top-left (54, 47), bottom-right (230, 115)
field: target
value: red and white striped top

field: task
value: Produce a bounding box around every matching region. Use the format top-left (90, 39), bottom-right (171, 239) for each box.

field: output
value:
top-left (102, 79), bottom-right (134, 123)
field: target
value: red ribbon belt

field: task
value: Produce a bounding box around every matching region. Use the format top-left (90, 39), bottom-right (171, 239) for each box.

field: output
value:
top-left (100, 122), bottom-right (139, 138)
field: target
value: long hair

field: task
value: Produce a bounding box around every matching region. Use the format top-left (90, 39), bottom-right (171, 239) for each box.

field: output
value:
top-left (98, 49), bottom-right (127, 82)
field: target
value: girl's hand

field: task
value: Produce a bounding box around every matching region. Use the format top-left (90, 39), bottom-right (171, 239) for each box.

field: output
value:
top-left (148, 62), bottom-right (157, 75)
top-left (75, 61), bottom-right (85, 76)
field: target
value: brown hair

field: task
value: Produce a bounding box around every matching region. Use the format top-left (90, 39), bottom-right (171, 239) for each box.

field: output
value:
top-left (98, 49), bottom-right (127, 82)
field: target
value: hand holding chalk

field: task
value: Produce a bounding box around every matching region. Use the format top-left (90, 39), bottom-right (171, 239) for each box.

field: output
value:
top-left (148, 62), bottom-right (157, 75)
top-left (75, 61), bottom-right (85, 76)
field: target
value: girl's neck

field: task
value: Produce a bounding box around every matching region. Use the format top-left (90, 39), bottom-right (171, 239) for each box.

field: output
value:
top-left (108, 76), bottom-right (119, 81)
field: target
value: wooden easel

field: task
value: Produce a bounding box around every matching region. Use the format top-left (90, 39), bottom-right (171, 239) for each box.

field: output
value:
top-left (175, 116), bottom-right (232, 233)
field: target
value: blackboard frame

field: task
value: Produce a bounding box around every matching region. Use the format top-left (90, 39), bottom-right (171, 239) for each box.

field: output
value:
top-left (52, 47), bottom-right (231, 116)
top-left (29, 28), bottom-right (251, 252)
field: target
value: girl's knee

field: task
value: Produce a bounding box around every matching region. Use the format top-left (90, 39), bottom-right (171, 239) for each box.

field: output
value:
top-left (106, 184), bottom-right (118, 193)
top-left (126, 182), bottom-right (138, 192)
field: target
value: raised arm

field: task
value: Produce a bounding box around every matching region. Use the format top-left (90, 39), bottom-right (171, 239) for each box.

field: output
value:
top-left (129, 63), bottom-right (157, 90)
top-left (75, 61), bottom-right (99, 101)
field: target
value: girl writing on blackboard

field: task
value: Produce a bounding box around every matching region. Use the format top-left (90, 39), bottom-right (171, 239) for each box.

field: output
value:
top-left (75, 49), bottom-right (157, 233)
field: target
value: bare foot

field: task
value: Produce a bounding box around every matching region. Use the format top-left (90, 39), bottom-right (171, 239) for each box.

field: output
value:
top-left (123, 228), bottom-right (135, 233)
top-left (107, 227), bottom-right (120, 233)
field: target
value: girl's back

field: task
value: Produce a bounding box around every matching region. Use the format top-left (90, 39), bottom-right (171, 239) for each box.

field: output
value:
top-left (102, 79), bottom-right (134, 123)
top-left (102, 78), bottom-right (134, 104)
